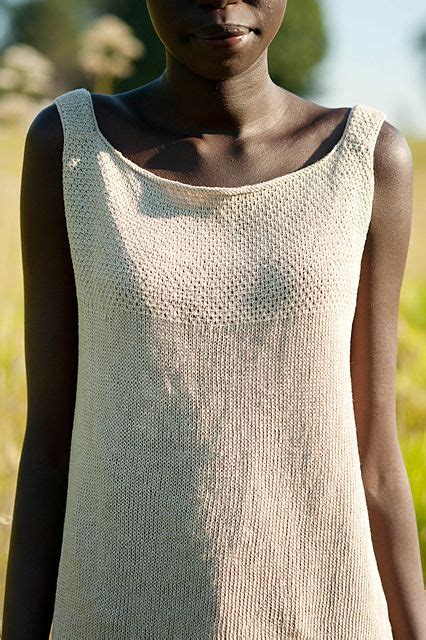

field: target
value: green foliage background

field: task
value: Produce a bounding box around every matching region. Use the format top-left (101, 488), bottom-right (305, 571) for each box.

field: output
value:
top-left (268, 0), bottom-right (328, 96)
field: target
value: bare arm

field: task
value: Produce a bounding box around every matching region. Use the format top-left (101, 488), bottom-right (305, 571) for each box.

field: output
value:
top-left (1, 103), bottom-right (78, 639)
top-left (351, 121), bottom-right (426, 639)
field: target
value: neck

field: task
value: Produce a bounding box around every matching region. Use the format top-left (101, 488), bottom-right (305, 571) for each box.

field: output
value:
top-left (153, 52), bottom-right (291, 138)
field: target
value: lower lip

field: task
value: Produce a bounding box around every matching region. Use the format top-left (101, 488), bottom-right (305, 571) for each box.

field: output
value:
top-left (193, 31), bottom-right (253, 49)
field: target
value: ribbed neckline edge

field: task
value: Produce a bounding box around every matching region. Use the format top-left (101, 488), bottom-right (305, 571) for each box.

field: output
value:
top-left (81, 87), bottom-right (358, 197)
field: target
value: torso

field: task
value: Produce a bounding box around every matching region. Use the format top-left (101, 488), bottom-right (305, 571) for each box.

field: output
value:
top-left (89, 84), bottom-right (353, 189)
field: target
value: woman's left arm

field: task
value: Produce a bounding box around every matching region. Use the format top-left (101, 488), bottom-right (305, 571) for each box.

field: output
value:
top-left (351, 120), bottom-right (426, 639)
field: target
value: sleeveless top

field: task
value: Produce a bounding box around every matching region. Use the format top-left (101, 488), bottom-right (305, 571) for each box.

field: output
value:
top-left (51, 87), bottom-right (393, 639)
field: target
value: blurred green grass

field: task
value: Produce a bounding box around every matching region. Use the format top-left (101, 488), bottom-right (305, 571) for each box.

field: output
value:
top-left (0, 121), bottom-right (425, 628)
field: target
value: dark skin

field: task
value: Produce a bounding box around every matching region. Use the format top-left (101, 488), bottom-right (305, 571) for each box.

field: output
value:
top-left (2, 0), bottom-right (425, 637)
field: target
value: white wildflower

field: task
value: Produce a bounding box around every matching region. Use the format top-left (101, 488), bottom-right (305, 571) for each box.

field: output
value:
top-left (0, 513), bottom-right (12, 526)
top-left (78, 14), bottom-right (145, 82)
top-left (0, 43), bottom-right (55, 95)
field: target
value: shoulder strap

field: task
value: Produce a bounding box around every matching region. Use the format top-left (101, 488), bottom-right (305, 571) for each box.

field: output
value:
top-left (53, 87), bottom-right (97, 143)
top-left (336, 104), bottom-right (388, 233)
top-left (342, 103), bottom-right (387, 161)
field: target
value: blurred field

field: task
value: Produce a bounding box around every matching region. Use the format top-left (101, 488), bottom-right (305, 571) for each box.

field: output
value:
top-left (0, 119), bottom-right (425, 629)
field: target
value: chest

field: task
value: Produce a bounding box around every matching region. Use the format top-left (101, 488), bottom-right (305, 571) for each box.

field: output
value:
top-left (98, 116), bottom-right (324, 189)
top-left (67, 159), bottom-right (370, 324)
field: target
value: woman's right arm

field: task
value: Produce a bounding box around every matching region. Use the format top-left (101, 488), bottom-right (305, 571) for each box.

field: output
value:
top-left (2, 102), bottom-right (78, 639)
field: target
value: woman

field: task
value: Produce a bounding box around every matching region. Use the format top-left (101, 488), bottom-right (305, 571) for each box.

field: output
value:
top-left (3, 0), bottom-right (425, 638)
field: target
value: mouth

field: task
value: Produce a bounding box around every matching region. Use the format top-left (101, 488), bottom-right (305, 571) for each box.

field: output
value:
top-left (200, 32), bottom-right (251, 40)
top-left (192, 23), bottom-right (255, 40)
top-left (189, 23), bottom-right (258, 49)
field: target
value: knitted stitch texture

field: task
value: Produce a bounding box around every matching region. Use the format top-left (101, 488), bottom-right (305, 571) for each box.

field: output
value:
top-left (51, 87), bottom-right (393, 639)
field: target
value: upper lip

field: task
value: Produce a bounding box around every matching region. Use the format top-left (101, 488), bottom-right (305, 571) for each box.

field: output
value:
top-left (193, 23), bottom-right (252, 39)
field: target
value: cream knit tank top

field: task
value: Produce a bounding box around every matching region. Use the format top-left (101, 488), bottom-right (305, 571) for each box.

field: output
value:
top-left (51, 87), bottom-right (393, 639)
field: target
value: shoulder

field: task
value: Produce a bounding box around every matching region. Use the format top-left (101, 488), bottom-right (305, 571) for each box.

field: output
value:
top-left (21, 100), bottom-right (65, 214)
top-left (290, 95), bottom-right (351, 131)
top-left (367, 118), bottom-right (413, 266)
top-left (373, 118), bottom-right (413, 186)
top-left (23, 100), bottom-right (63, 164)
top-left (20, 101), bottom-right (65, 230)
top-left (370, 118), bottom-right (413, 232)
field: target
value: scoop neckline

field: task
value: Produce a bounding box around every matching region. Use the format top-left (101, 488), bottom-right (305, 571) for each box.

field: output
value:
top-left (82, 87), bottom-right (358, 196)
